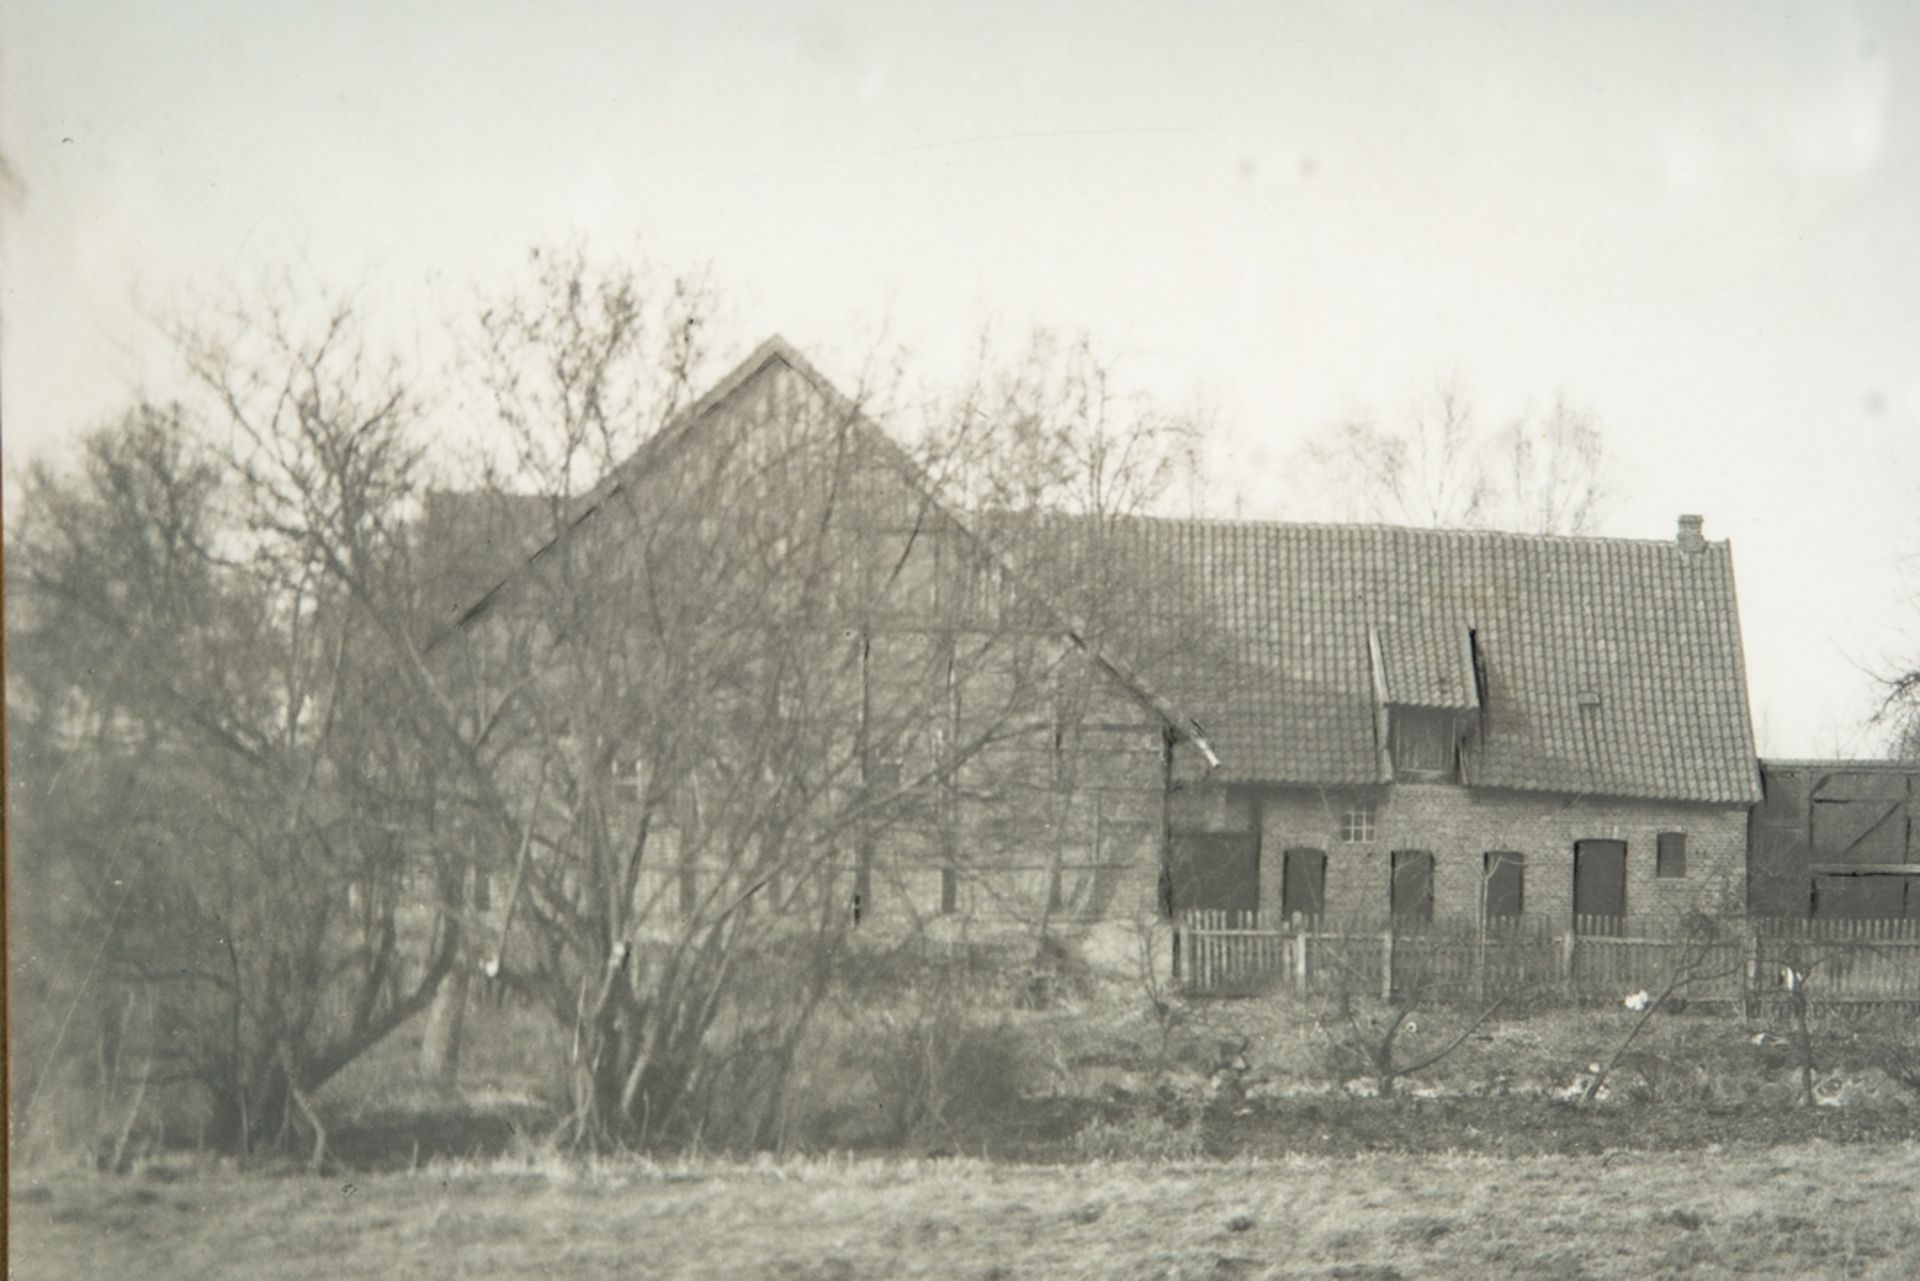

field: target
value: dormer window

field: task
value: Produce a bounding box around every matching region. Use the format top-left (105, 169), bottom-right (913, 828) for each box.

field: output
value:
top-left (1391, 708), bottom-right (1459, 780)
top-left (1370, 620), bottom-right (1480, 784)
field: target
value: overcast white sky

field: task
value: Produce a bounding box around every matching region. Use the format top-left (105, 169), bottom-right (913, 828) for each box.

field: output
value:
top-left (4, 1), bottom-right (1917, 756)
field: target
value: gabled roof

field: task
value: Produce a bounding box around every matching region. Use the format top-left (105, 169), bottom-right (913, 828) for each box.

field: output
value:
top-left (424, 335), bottom-right (852, 643)
top-left (421, 336), bottom-right (1218, 759)
top-left (423, 337), bottom-right (1759, 805)
top-left (1031, 516), bottom-right (1761, 804)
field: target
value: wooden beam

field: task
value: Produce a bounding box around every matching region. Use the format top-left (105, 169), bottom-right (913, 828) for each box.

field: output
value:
top-left (1367, 625), bottom-right (1391, 783)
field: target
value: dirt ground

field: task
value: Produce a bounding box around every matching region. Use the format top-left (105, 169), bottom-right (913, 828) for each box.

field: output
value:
top-left (14, 1142), bottom-right (1920, 1280)
top-left (289, 993), bottom-right (1920, 1167)
top-left (16, 978), bottom-right (1920, 1277)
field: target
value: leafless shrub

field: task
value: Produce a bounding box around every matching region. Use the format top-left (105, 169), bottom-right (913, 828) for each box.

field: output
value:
top-left (1579, 913), bottom-right (1743, 1106)
top-left (1307, 920), bottom-right (1534, 1099)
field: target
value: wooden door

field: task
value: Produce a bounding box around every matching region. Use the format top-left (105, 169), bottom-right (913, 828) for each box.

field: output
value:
top-left (1573, 839), bottom-right (1626, 933)
top-left (1483, 851), bottom-right (1524, 922)
top-left (1281, 848), bottom-right (1326, 919)
top-left (1390, 850), bottom-right (1435, 923)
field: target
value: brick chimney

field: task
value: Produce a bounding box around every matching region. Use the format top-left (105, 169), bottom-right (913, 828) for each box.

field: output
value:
top-left (1677, 514), bottom-right (1705, 553)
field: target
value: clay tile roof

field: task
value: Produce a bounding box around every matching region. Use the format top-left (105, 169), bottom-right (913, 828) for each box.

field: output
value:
top-left (1377, 616), bottom-right (1478, 710)
top-left (424, 338), bottom-right (1761, 806)
top-left (1059, 516), bottom-right (1760, 804)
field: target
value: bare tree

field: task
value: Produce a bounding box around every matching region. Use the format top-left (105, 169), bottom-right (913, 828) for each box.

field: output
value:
top-left (367, 253), bottom-right (1213, 1150)
top-left (8, 384), bottom-right (459, 1159)
top-left (1296, 379), bottom-right (1610, 535)
top-left (11, 248), bottom-right (1213, 1156)
top-left (1878, 671), bottom-right (1920, 761)
top-left (1301, 379), bottom-right (1493, 529)
top-left (920, 328), bottom-right (1203, 525)
top-left (1876, 499), bottom-right (1920, 759)
top-left (1493, 394), bottom-right (1609, 537)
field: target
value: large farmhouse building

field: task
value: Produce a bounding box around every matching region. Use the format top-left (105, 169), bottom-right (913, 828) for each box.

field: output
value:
top-left (426, 336), bottom-right (1767, 948)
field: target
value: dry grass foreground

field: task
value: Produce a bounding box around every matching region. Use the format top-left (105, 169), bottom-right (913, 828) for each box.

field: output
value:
top-left (13, 1143), bottom-right (1920, 1280)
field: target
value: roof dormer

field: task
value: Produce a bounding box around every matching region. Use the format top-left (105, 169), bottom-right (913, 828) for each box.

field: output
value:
top-left (1369, 619), bottom-right (1481, 783)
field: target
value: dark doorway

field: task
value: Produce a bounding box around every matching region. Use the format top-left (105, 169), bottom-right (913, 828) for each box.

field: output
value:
top-left (1390, 850), bottom-right (1435, 923)
top-left (1573, 839), bottom-right (1627, 932)
top-left (1169, 832), bottom-right (1260, 921)
top-left (1483, 851), bottom-right (1524, 921)
top-left (1281, 848), bottom-right (1327, 919)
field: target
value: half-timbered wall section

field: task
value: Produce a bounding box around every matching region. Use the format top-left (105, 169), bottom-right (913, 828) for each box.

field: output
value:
top-left (419, 338), bottom-right (1197, 939)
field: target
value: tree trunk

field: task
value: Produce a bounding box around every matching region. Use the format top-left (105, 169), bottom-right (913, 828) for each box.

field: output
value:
top-left (418, 964), bottom-right (469, 1087)
top-left (206, 1061), bottom-right (288, 1156)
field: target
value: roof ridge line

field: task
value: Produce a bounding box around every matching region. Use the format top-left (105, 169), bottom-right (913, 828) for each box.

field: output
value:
top-left (1069, 510), bottom-right (1730, 549)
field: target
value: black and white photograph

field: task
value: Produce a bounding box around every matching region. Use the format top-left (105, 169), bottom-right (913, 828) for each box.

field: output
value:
top-left (6, 4), bottom-right (1920, 1277)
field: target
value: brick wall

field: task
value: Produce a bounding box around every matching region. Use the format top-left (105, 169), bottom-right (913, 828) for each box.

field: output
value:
top-left (1234, 782), bottom-right (1745, 925)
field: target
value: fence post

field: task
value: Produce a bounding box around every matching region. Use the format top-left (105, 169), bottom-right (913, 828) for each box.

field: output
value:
top-left (1293, 919), bottom-right (1308, 997)
top-left (1381, 926), bottom-right (1395, 1002)
top-left (1474, 921), bottom-right (1488, 1006)
top-left (1187, 912), bottom-right (1199, 989)
top-left (1560, 926), bottom-right (1576, 999)
top-left (1744, 921), bottom-right (1761, 1018)
top-left (1173, 914), bottom-right (1184, 986)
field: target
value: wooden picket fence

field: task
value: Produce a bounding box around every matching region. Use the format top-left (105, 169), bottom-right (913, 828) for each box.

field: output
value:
top-left (1176, 910), bottom-right (1920, 1007)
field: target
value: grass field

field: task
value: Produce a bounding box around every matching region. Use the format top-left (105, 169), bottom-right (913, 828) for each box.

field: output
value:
top-left (13, 1142), bottom-right (1920, 1280)
top-left (15, 971), bottom-right (1920, 1278)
